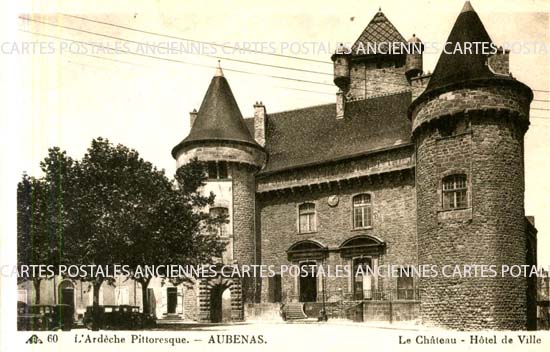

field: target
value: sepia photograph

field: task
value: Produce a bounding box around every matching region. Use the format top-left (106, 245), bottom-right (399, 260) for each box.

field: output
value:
top-left (1, 0), bottom-right (549, 351)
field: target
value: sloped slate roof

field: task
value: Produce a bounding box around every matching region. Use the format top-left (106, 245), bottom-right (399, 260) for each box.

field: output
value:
top-left (351, 11), bottom-right (406, 55)
top-left (423, 1), bottom-right (496, 94)
top-left (172, 70), bottom-right (260, 158)
top-left (245, 91), bottom-right (412, 174)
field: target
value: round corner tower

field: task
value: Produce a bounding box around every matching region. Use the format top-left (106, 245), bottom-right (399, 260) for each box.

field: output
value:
top-left (171, 65), bottom-right (266, 307)
top-left (409, 1), bottom-right (533, 330)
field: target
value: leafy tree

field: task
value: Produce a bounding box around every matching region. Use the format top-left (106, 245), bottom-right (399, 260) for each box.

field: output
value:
top-left (62, 138), bottom-right (173, 320)
top-left (18, 138), bottom-right (226, 326)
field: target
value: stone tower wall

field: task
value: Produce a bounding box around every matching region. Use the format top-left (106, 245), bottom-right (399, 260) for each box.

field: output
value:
top-left (411, 83), bottom-right (532, 330)
top-left (230, 163), bottom-right (259, 303)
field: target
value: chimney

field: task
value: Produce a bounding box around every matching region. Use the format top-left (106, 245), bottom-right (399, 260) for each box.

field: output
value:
top-left (189, 108), bottom-right (198, 128)
top-left (488, 47), bottom-right (510, 75)
top-left (254, 101), bottom-right (266, 147)
top-left (336, 90), bottom-right (346, 119)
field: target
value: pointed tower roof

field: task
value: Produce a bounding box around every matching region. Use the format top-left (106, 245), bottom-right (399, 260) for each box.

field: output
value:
top-left (423, 1), bottom-right (496, 94)
top-left (171, 65), bottom-right (261, 158)
top-left (351, 9), bottom-right (406, 56)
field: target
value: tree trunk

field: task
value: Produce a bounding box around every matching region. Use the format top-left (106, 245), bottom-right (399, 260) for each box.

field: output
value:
top-left (92, 279), bottom-right (103, 331)
top-left (139, 277), bottom-right (152, 315)
top-left (32, 278), bottom-right (41, 304)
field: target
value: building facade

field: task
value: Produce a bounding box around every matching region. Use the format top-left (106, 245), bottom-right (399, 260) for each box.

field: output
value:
top-left (18, 2), bottom-right (538, 330)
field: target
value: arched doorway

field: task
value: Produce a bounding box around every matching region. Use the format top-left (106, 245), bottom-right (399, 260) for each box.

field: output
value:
top-left (58, 280), bottom-right (75, 309)
top-left (58, 280), bottom-right (76, 325)
top-left (198, 277), bottom-right (243, 323)
top-left (339, 235), bottom-right (385, 300)
top-left (286, 240), bottom-right (328, 303)
top-left (210, 285), bottom-right (232, 323)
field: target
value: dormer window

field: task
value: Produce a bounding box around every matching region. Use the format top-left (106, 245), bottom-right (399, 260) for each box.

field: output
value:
top-left (442, 174), bottom-right (468, 210)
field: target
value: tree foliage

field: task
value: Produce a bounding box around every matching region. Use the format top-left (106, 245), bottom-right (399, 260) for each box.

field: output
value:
top-left (17, 138), bottom-right (226, 314)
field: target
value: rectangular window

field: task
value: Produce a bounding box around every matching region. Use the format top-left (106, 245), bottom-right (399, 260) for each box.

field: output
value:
top-left (298, 203), bottom-right (316, 233)
top-left (353, 194), bottom-right (372, 228)
top-left (207, 161), bottom-right (218, 179)
top-left (397, 267), bottom-right (414, 300)
top-left (442, 174), bottom-right (468, 210)
top-left (206, 161), bottom-right (228, 179)
top-left (218, 162), bottom-right (228, 179)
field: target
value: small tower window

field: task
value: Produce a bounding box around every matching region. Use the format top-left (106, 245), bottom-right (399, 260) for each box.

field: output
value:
top-left (298, 203), bottom-right (316, 233)
top-left (218, 162), bottom-right (228, 179)
top-left (206, 161), bottom-right (228, 179)
top-left (209, 207), bottom-right (229, 236)
top-left (442, 174), bottom-right (468, 210)
top-left (353, 194), bottom-right (372, 228)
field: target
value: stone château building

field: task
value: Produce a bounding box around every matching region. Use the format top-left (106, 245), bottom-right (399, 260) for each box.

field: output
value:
top-left (18, 2), bottom-right (538, 330)
top-left (170, 1), bottom-right (538, 330)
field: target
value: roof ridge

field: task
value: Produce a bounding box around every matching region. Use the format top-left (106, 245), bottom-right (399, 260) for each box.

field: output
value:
top-left (255, 101), bottom-right (336, 118)
top-left (348, 88), bottom-right (411, 102)
top-left (245, 89), bottom-right (412, 120)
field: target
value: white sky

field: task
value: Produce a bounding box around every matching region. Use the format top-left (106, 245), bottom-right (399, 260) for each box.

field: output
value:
top-left (3, 0), bottom-right (550, 265)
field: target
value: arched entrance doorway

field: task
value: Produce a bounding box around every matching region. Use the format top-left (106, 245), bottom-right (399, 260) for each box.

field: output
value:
top-left (287, 240), bottom-right (328, 303)
top-left (58, 280), bottom-right (76, 326)
top-left (210, 285), bottom-right (232, 323)
top-left (198, 277), bottom-right (243, 323)
top-left (339, 235), bottom-right (385, 300)
top-left (58, 280), bottom-right (75, 309)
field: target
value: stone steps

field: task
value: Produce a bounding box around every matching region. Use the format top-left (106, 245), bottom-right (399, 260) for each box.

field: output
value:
top-left (283, 303), bottom-right (308, 320)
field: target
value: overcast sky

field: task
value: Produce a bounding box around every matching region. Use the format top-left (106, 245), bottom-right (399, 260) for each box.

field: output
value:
top-left (5, 0), bottom-right (550, 265)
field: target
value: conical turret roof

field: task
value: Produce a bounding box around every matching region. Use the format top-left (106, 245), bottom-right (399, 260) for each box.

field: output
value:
top-left (424, 1), bottom-right (496, 94)
top-left (172, 66), bottom-right (261, 158)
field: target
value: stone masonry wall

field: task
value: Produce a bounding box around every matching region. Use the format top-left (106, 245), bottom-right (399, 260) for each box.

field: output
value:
top-left (231, 163), bottom-right (259, 303)
top-left (349, 63), bottom-right (410, 100)
top-left (411, 85), bottom-right (530, 135)
top-left (258, 161), bottom-right (417, 303)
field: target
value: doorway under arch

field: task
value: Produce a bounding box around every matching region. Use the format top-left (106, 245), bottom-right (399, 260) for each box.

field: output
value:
top-left (58, 280), bottom-right (75, 309)
top-left (210, 285), bottom-right (232, 323)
